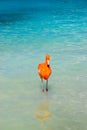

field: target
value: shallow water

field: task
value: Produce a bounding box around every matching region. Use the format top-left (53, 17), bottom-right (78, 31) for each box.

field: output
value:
top-left (0, 0), bottom-right (87, 130)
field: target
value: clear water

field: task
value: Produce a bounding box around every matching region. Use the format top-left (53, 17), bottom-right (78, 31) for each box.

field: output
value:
top-left (0, 0), bottom-right (87, 130)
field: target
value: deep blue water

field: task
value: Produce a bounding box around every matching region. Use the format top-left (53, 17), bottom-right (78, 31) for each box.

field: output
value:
top-left (0, 0), bottom-right (87, 130)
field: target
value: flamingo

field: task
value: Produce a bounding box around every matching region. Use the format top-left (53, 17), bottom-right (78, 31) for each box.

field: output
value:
top-left (38, 54), bottom-right (52, 92)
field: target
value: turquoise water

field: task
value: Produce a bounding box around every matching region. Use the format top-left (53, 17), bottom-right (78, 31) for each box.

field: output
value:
top-left (0, 0), bottom-right (87, 130)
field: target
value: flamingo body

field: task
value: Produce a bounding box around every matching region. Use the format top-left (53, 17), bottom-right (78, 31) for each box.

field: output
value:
top-left (38, 63), bottom-right (51, 80)
top-left (38, 54), bottom-right (52, 92)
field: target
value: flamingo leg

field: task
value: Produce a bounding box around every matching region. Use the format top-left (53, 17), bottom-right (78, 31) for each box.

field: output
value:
top-left (46, 79), bottom-right (48, 92)
top-left (41, 78), bottom-right (44, 92)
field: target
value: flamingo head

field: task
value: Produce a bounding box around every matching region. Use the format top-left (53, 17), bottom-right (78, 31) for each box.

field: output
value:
top-left (45, 54), bottom-right (50, 66)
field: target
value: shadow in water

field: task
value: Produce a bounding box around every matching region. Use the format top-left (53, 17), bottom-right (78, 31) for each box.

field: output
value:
top-left (35, 100), bottom-right (51, 122)
top-left (34, 93), bottom-right (53, 130)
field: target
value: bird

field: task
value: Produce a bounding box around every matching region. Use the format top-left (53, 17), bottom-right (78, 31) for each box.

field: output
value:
top-left (38, 54), bottom-right (52, 92)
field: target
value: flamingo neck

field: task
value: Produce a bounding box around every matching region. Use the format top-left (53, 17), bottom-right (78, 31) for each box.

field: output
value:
top-left (46, 59), bottom-right (50, 67)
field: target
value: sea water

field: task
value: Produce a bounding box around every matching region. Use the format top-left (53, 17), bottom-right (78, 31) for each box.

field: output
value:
top-left (0, 0), bottom-right (87, 130)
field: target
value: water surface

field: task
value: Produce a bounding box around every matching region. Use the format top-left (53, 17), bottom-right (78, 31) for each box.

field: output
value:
top-left (0, 0), bottom-right (87, 130)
